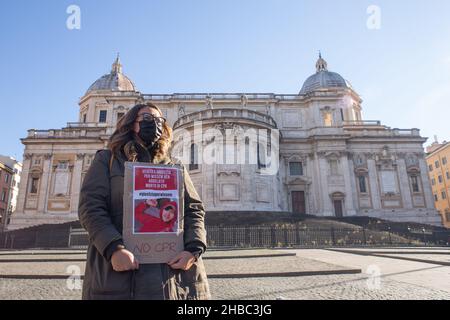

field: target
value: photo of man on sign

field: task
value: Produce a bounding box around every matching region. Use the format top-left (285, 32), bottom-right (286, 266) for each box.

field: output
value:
top-left (134, 198), bottom-right (178, 233)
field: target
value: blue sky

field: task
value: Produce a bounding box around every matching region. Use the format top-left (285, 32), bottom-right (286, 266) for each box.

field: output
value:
top-left (1, 0), bottom-right (449, 162)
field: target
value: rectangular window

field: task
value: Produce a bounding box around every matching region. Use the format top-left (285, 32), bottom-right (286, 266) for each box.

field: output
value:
top-left (435, 160), bottom-right (440, 169)
top-left (1, 190), bottom-right (6, 202)
top-left (323, 112), bottom-right (333, 127)
top-left (257, 142), bottom-right (267, 169)
top-left (428, 164), bottom-right (433, 172)
top-left (4, 173), bottom-right (8, 184)
top-left (446, 211), bottom-right (450, 222)
top-left (431, 178), bottom-right (436, 186)
top-left (117, 112), bottom-right (125, 120)
top-left (438, 175), bottom-right (443, 183)
top-left (358, 176), bottom-right (367, 193)
top-left (340, 109), bottom-right (344, 121)
top-left (434, 194), bottom-right (438, 202)
top-left (329, 160), bottom-right (339, 175)
top-left (443, 157), bottom-right (447, 165)
top-left (410, 175), bottom-right (420, 193)
top-left (189, 144), bottom-right (199, 171)
top-left (289, 162), bottom-right (303, 176)
top-left (57, 161), bottom-right (69, 170)
top-left (447, 172), bottom-right (450, 180)
top-left (442, 191), bottom-right (447, 200)
top-left (99, 110), bottom-right (107, 123)
top-left (83, 113), bottom-right (87, 123)
top-left (30, 178), bottom-right (39, 194)
top-left (33, 158), bottom-right (41, 165)
top-left (380, 171), bottom-right (398, 194)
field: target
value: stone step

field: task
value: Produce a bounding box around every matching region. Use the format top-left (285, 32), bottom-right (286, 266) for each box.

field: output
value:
top-left (0, 249), bottom-right (361, 279)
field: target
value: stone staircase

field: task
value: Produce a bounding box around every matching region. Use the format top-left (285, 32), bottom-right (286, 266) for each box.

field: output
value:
top-left (1, 212), bottom-right (448, 249)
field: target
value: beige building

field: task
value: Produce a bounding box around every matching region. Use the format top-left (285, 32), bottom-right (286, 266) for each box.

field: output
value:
top-left (426, 139), bottom-right (450, 228)
top-left (8, 55), bottom-right (442, 230)
top-left (0, 155), bottom-right (22, 230)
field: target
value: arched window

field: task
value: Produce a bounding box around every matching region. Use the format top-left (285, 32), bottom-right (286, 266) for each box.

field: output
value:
top-left (358, 176), bottom-right (368, 193)
top-left (234, 136), bottom-right (238, 165)
top-left (189, 143), bottom-right (199, 171)
top-left (257, 130), bottom-right (271, 169)
top-left (30, 177), bottom-right (39, 194)
top-left (289, 162), bottom-right (303, 176)
top-left (257, 142), bottom-right (267, 169)
top-left (329, 159), bottom-right (339, 175)
top-left (245, 137), bottom-right (250, 165)
top-left (323, 112), bottom-right (333, 126)
top-left (322, 107), bottom-right (333, 127)
top-left (409, 175), bottom-right (420, 193)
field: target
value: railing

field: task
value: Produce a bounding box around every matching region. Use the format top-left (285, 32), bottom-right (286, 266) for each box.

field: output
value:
top-left (390, 128), bottom-right (421, 136)
top-left (68, 227), bottom-right (89, 248)
top-left (27, 126), bottom-right (108, 139)
top-left (142, 93), bottom-right (306, 101)
top-left (143, 93), bottom-right (277, 101)
top-left (342, 124), bottom-right (421, 137)
top-left (173, 108), bottom-right (277, 129)
top-left (205, 225), bottom-right (426, 248)
top-left (343, 120), bottom-right (382, 126)
top-left (1, 225), bottom-right (448, 250)
top-left (1, 227), bottom-right (71, 249)
top-left (66, 122), bottom-right (108, 128)
top-left (274, 94), bottom-right (302, 100)
top-left (59, 225), bottom-right (449, 250)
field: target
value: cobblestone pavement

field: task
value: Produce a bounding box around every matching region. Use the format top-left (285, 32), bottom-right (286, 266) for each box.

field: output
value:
top-left (1, 274), bottom-right (449, 300)
top-left (0, 249), bottom-right (358, 277)
top-left (0, 248), bottom-right (449, 300)
top-left (287, 248), bottom-right (450, 295)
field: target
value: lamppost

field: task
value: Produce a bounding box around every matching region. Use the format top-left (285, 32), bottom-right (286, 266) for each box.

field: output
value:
top-left (387, 226), bottom-right (392, 245)
top-left (422, 227), bottom-right (426, 244)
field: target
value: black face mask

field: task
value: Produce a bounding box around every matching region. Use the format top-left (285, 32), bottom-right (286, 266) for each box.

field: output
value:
top-left (138, 119), bottom-right (163, 146)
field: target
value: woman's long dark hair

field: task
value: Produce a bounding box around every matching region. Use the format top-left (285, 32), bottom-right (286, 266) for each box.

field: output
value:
top-left (107, 102), bottom-right (172, 167)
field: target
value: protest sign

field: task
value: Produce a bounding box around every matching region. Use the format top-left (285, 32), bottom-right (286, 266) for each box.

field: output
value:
top-left (123, 161), bottom-right (185, 264)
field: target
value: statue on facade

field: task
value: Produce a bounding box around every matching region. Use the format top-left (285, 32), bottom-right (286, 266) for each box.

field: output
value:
top-left (205, 95), bottom-right (213, 109)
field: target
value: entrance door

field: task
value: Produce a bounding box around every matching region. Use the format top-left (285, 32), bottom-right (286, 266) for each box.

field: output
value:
top-left (291, 191), bottom-right (306, 215)
top-left (334, 200), bottom-right (343, 218)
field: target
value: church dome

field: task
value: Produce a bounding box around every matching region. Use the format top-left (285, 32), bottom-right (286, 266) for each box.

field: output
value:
top-left (85, 55), bottom-right (136, 94)
top-left (300, 54), bottom-right (352, 94)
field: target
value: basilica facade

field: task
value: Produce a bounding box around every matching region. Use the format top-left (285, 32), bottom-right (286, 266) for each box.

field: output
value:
top-left (8, 55), bottom-right (442, 230)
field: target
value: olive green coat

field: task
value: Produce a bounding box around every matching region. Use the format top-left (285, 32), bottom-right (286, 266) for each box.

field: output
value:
top-left (78, 149), bottom-right (210, 300)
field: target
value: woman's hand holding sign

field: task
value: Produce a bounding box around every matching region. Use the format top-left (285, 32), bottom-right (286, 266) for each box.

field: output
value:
top-left (111, 248), bottom-right (139, 272)
top-left (167, 251), bottom-right (195, 270)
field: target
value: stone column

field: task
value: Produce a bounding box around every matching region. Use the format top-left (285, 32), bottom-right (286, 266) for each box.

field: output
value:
top-left (277, 160), bottom-right (287, 211)
top-left (318, 156), bottom-right (332, 215)
top-left (70, 154), bottom-right (84, 214)
top-left (343, 157), bottom-right (357, 215)
top-left (38, 154), bottom-right (53, 213)
top-left (397, 159), bottom-right (413, 209)
top-left (271, 174), bottom-right (279, 211)
top-left (15, 154), bottom-right (31, 213)
top-left (87, 103), bottom-right (95, 123)
top-left (305, 157), bottom-right (315, 214)
top-left (310, 154), bottom-right (322, 214)
top-left (419, 158), bottom-right (435, 209)
top-left (368, 159), bottom-right (381, 209)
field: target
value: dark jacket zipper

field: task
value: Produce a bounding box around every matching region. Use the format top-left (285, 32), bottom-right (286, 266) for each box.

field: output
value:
top-left (130, 269), bottom-right (136, 299)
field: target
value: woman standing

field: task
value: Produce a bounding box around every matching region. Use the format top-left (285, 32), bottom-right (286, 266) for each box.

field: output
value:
top-left (78, 102), bottom-right (210, 300)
